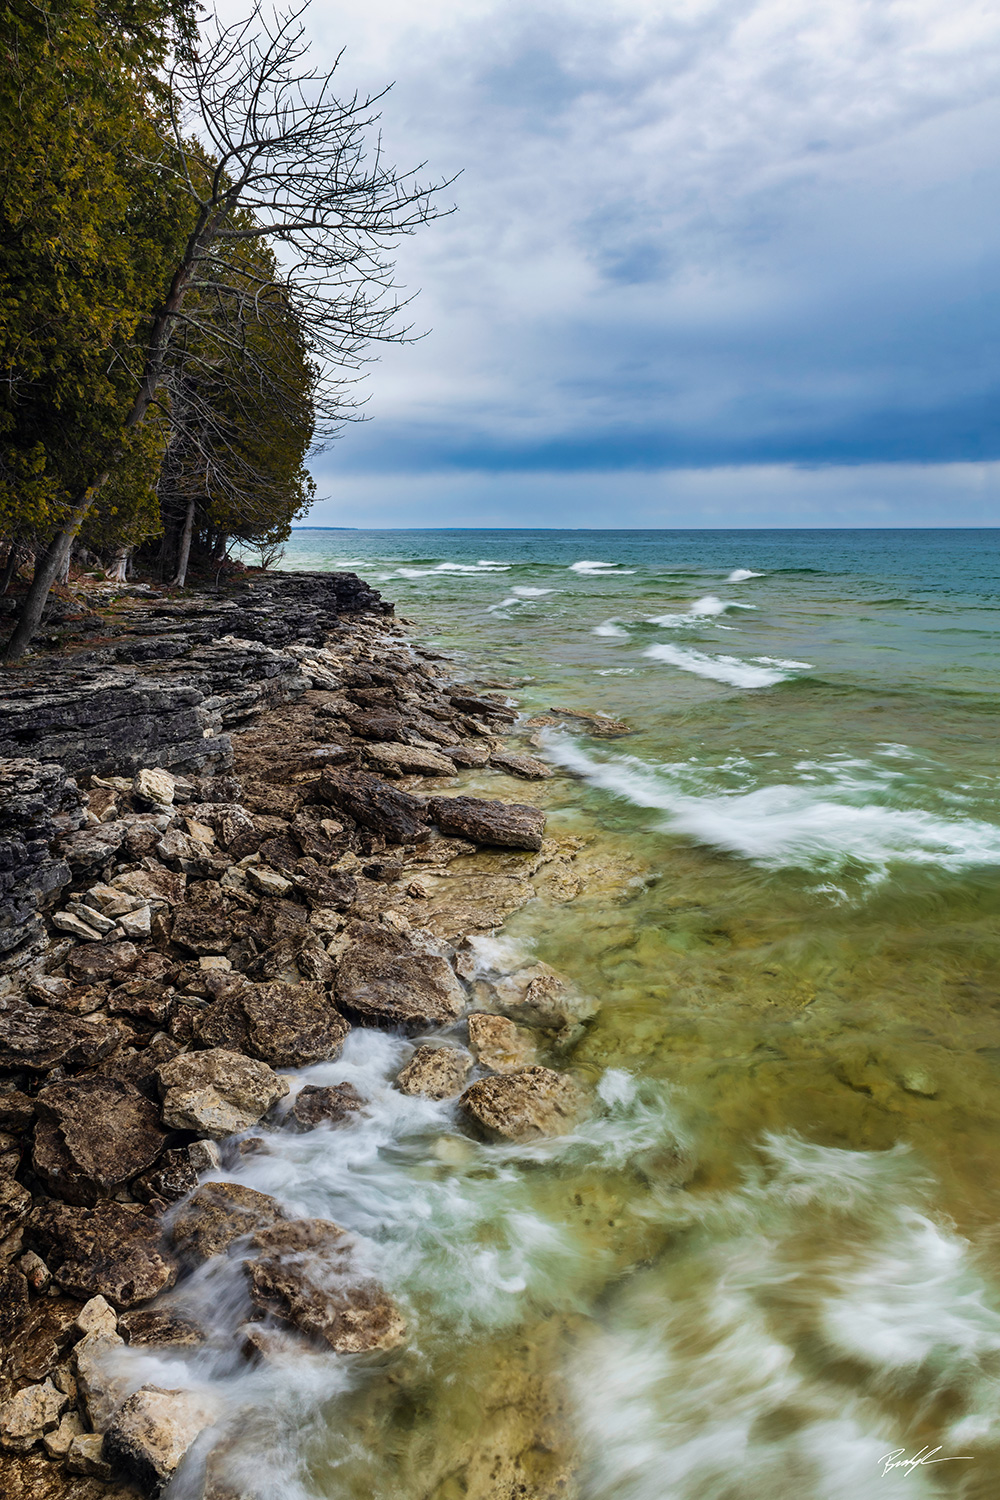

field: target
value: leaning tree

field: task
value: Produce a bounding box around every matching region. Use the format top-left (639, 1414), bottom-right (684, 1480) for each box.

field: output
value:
top-left (4, 1), bottom-right (450, 660)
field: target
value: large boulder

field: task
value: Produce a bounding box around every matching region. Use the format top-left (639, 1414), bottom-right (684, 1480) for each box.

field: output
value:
top-left (33, 1076), bottom-right (168, 1203)
top-left (316, 767), bottom-right (429, 843)
top-left (336, 925), bottom-right (466, 1031)
top-left (460, 1067), bottom-right (585, 1143)
top-left (0, 1000), bottom-right (119, 1073)
top-left (171, 1182), bottom-right (286, 1264)
top-left (156, 1050), bottom-right (289, 1139)
top-left (427, 796), bottom-right (545, 851)
top-left (194, 980), bottom-right (349, 1068)
top-left (396, 1045), bottom-right (473, 1100)
top-left (65, 940), bottom-right (139, 985)
top-left (103, 1385), bottom-right (218, 1491)
top-left (245, 1219), bottom-right (406, 1353)
top-left (27, 1200), bottom-right (177, 1307)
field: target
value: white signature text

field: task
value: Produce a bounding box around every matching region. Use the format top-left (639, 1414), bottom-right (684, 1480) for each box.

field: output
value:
top-left (879, 1447), bottom-right (972, 1478)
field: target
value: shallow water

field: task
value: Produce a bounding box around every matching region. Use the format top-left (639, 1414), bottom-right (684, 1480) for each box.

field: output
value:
top-left (158, 529), bottom-right (1000, 1497)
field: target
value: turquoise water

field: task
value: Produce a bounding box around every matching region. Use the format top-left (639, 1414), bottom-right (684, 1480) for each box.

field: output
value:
top-left (201, 528), bottom-right (1000, 1499)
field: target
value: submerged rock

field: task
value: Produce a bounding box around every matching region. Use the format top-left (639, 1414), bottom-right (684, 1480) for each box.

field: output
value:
top-left (171, 1182), bottom-right (287, 1264)
top-left (460, 1067), bottom-right (585, 1143)
top-left (396, 1045), bottom-right (473, 1100)
top-left (428, 796), bottom-right (546, 851)
top-left (290, 1082), bottom-right (365, 1130)
top-left (156, 1048), bottom-right (289, 1138)
top-left (466, 1013), bottom-right (537, 1073)
top-left (246, 1218), bottom-right (406, 1352)
top-left (489, 750), bottom-right (554, 780)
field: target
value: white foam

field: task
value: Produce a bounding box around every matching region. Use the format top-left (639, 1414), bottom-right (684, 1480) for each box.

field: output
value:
top-left (644, 643), bottom-right (791, 687)
top-left (394, 561), bottom-right (511, 578)
top-left (486, 596), bottom-right (521, 612)
top-left (593, 620), bottom-right (630, 638)
top-left (510, 586), bottom-right (553, 597)
top-left (539, 737), bottom-right (1000, 882)
top-left (569, 559), bottom-right (636, 575)
top-left (727, 567), bottom-right (765, 581)
top-left (572, 1134), bottom-right (995, 1500)
top-left (646, 596), bottom-right (756, 629)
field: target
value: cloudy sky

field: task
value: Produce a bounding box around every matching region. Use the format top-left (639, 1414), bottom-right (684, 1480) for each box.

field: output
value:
top-left (295, 0), bottom-right (1000, 526)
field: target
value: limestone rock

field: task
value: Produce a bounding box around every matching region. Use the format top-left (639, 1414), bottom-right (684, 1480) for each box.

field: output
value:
top-left (170, 902), bottom-right (233, 955)
top-left (428, 796), bottom-right (546, 851)
top-left (54, 824), bottom-right (127, 877)
top-left (171, 1182), bottom-right (286, 1264)
top-left (0, 1174), bottom-right (31, 1239)
top-left (104, 1384), bottom-right (217, 1492)
top-left (107, 978), bottom-right (173, 1027)
top-left (239, 980), bottom-right (349, 1068)
top-left (317, 767), bottom-right (429, 844)
top-left (246, 1219), bottom-right (406, 1352)
top-left (447, 741), bottom-right (492, 767)
top-left (0, 1000), bottom-right (119, 1073)
top-left (290, 1082), bottom-right (365, 1130)
top-left (460, 1066), bottom-right (585, 1143)
top-left (118, 1310), bottom-right (204, 1348)
top-left (0, 1379), bottom-right (68, 1451)
top-left (364, 742), bottom-right (457, 778)
top-left (117, 905), bottom-right (152, 940)
top-left (67, 1428), bottom-right (116, 1477)
top-left (491, 965), bottom-right (598, 1028)
top-left (133, 768), bottom-right (176, 806)
top-left (27, 1200), bottom-right (177, 1307)
top-left (467, 1013), bottom-right (537, 1073)
top-left (156, 1049), bottom-right (289, 1138)
top-left (64, 940), bottom-right (139, 984)
top-left (396, 1045), bottom-right (473, 1100)
top-left (246, 865), bottom-right (292, 898)
top-left (42, 1407), bottom-right (85, 1459)
top-left (51, 910), bottom-right (104, 942)
top-left (73, 1332), bottom-right (129, 1431)
top-left (336, 929), bottom-right (466, 1031)
top-left (34, 1076), bottom-right (168, 1198)
top-left (489, 750), bottom-right (554, 780)
top-left (74, 1296), bottom-right (119, 1340)
top-left (131, 1147), bottom-right (199, 1206)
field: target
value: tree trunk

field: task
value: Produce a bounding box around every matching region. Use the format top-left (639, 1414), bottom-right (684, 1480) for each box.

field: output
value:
top-left (0, 545), bottom-right (19, 595)
top-left (3, 482), bottom-right (109, 661)
top-left (109, 545), bottom-right (130, 583)
top-left (172, 497), bottom-right (195, 587)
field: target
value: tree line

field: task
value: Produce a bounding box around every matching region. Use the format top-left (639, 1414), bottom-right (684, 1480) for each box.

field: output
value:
top-left (0, 0), bottom-right (445, 660)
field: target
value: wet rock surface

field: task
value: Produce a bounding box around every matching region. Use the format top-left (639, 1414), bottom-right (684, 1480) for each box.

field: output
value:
top-left (460, 1067), bottom-right (587, 1143)
top-left (0, 570), bottom-right (609, 1498)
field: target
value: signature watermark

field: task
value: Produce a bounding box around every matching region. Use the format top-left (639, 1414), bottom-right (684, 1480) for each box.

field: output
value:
top-left (879, 1446), bottom-right (973, 1479)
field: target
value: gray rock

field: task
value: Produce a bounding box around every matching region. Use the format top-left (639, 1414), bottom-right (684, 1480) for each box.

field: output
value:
top-left (73, 1331), bottom-right (130, 1431)
top-left (171, 1181), bottom-right (287, 1264)
top-left (290, 1081), bottom-right (366, 1129)
top-left (134, 768), bottom-right (176, 805)
top-left (488, 750), bottom-right (554, 780)
top-left (364, 742), bottom-right (457, 778)
top-left (428, 795), bottom-right (546, 851)
top-left (317, 767), bottom-right (429, 844)
top-left (337, 925), bottom-right (466, 1031)
top-left (157, 1049), bottom-right (289, 1138)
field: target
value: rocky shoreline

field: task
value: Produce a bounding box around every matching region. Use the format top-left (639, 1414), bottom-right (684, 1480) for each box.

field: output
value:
top-left (0, 571), bottom-right (621, 1498)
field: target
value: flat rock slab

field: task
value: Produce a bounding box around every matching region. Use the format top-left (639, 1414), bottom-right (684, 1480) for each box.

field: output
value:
top-left (365, 742), bottom-right (457, 778)
top-left (27, 1200), bottom-right (177, 1307)
top-left (0, 1001), bottom-right (119, 1073)
top-left (460, 1066), bottom-right (586, 1143)
top-left (34, 1076), bottom-right (168, 1200)
top-left (118, 1310), bottom-right (205, 1347)
top-left (246, 1219), bottom-right (406, 1353)
top-left (65, 940), bottom-right (139, 984)
top-left (466, 1013), bottom-right (538, 1073)
top-left (396, 1045), bottom-right (473, 1100)
top-left (291, 1082), bottom-right (366, 1130)
top-left (336, 930), bottom-right (466, 1031)
top-left (157, 1049), bottom-right (289, 1139)
top-left (317, 767), bottom-right (429, 844)
top-left (171, 1182), bottom-right (286, 1264)
top-left (427, 796), bottom-right (545, 852)
top-left (488, 751), bottom-right (554, 780)
top-left (446, 742), bottom-right (492, 768)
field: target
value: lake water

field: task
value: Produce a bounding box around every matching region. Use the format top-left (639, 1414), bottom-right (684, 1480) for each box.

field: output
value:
top-left (169, 529), bottom-right (1000, 1499)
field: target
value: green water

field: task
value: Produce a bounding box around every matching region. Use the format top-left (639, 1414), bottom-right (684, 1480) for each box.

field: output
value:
top-left (198, 530), bottom-right (1000, 1499)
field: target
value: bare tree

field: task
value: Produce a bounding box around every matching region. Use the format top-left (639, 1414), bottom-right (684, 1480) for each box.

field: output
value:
top-left (5, 1), bottom-right (450, 660)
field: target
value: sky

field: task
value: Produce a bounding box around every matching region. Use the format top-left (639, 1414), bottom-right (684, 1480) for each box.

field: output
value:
top-left (270, 0), bottom-right (1000, 526)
